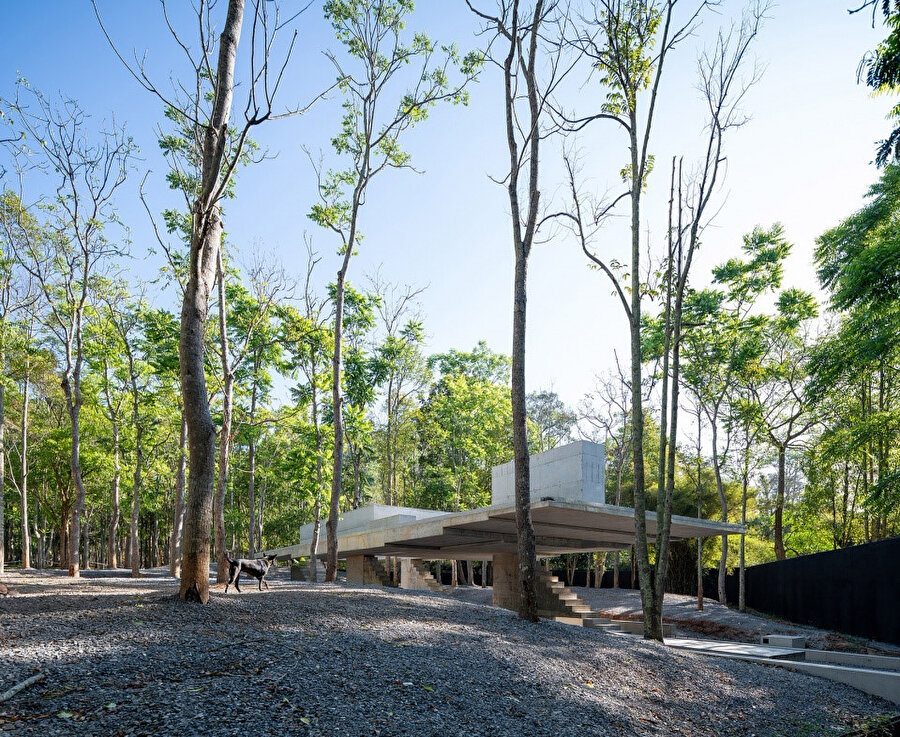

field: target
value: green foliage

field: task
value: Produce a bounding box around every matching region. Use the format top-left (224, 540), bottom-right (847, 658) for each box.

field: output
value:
top-left (858, 3), bottom-right (900, 165)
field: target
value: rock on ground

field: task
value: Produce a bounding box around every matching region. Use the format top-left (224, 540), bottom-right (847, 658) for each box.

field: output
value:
top-left (0, 567), bottom-right (896, 736)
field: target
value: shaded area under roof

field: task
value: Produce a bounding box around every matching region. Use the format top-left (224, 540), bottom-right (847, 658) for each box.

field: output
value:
top-left (266, 499), bottom-right (744, 561)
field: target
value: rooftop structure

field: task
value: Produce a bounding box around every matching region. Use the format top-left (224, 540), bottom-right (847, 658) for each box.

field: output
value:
top-left (266, 441), bottom-right (742, 562)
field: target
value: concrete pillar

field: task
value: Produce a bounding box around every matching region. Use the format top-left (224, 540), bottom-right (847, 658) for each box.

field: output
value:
top-left (492, 552), bottom-right (520, 611)
top-left (346, 555), bottom-right (382, 585)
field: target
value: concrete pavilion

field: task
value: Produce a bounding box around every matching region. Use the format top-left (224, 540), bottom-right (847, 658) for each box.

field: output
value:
top-left (265, 441), bottom-right (743, 613)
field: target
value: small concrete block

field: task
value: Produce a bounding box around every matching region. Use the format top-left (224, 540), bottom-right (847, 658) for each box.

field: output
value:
top-left (761, 634), bottom-right (806, 648)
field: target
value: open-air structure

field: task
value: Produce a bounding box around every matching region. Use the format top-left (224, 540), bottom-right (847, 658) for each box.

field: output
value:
top-left (265, 441), bottom-right (744, 614)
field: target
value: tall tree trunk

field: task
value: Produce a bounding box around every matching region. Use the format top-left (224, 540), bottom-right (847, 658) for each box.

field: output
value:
top-left (257, 477), bottom-right (265, 550)
top-left (710, 420), bottom-right (728, 604)
top-left (130, 424), bottom-right (143, 578)
top-left (774, 444), bottom-right (786, 560)
top-left (248, 362), bottom-right (258, 556)
top-left (628, 122), bottom-right (658, 637)
top-left (169, 412), bottom-right (187, 577)
top-left (63, 371), bottom-right (86, 578)
top-left (327, 262), bottom-right (350, 582)
top-left (103, 363), bottom-right (120, 570)
top-left (0, 352), bottom-right (5, 575)
top-left (739, 457), bottom-right (749, 611)
top-left (178, 0), bottom-right (244, 603)
top-left (151, 511), bottom-right (159, 567)
top-left (309, 379), bottom-right (323, 583)
top-left (215, 249), bottom-right (235, 581)
top-left (511, 252), bottom-right (537, 620)
top-left (20, 371), bottom-right (31, 569)
top-left (108, 424), bottom-right (120, 570)
top-left (82, 511), bottom-right (90, 570)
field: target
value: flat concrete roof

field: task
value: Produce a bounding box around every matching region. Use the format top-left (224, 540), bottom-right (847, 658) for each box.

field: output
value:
top-left (266, 499), bottom-right (744, 561)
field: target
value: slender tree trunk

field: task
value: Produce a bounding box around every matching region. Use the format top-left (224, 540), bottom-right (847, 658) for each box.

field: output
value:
top-left (710, 420), bottom-right (728, 604)
top-left (0, 356), bottom-right (5, 574)
top-left (774, 444), bottom-right (786, 560)
top-left (511, 252), bottom-right (537, 620)
top-left (248, 366), bottom-right (258, 556)
top-left (130, 424), bottom-right (143, 578)
top-left (739, 458), bottom-right (749, 611)
top-left (108, 424), bottom-right (120, 570)
top-left (327, 265), bottom-right (349, 582)
top-left (628, 125), bottom-right (658, 637)
top-left (63, 371), bottom-right (86, 578)
top-left (309, 379), bottom-right (323, 583)
top-left (257, 478), bottom-right (265, 550)
top-left (169, 412), bottom-right (187, 577)
top-left (20, 371), bottom-right (31, 569)
top-left (83, 512), bottom-right (90, 570)
top-left (215, 249), bottom-right (235, 581)
top-left (103, 364), bottom-right (120, 570)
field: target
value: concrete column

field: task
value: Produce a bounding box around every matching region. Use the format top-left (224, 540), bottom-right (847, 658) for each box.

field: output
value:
top-left (492, 552), bottom-right (520, 611)
top-left (346, 555), bottom-right (381, 585)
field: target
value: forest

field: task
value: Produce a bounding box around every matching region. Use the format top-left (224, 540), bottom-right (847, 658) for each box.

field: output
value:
top-left (0, 0), bottom-right (899, 626)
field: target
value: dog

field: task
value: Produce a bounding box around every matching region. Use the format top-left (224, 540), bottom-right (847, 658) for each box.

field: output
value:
top-left (224, 553), bottom-right (277, 593)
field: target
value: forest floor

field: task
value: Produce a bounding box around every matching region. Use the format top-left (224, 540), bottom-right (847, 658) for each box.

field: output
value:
top-left (0, 566), bottom-right (897, 737)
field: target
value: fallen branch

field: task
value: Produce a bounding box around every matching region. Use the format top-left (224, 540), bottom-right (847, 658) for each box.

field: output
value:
top-left (0, 672), bottom-right (45, 704)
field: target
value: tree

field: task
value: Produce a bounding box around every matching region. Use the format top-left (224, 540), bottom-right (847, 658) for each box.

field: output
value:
top-left (745, 292), bottom-right (817, 560)
top-left (563, 0), bottom-right (714, 639)
top-left (311, 0), bottom-right (479, 582)
top-left (2, 87), bottom-right (134, 577)
top-left (97, 0), bottom-right (308, 600)
top-left (527, 390), bottom-right (575, 452)
top-left (579, 360), bottom-right (632, 586)
top-left (0, 190), bottom-right (39, 572)
top-left (814, 163), bottom-right (900, 535)
top-left (213, 253), bottom-right (288, 581)
top-left (467, 0), bottom-right (570, 622)
top-left (854, 0), bottom-right (900, 165)
top-left (281, 246), bottom-right (333, 582)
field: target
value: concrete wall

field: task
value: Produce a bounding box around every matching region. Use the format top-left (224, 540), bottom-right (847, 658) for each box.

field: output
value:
top-left (491, 440), bottom-right (606, 506)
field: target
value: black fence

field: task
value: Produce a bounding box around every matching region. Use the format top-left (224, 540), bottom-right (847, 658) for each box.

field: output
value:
top-left (715, 537), bottom-right (900, 646)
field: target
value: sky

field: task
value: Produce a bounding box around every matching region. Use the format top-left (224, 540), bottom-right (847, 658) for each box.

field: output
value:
top-left (0, 1), bottom-right (892, 414)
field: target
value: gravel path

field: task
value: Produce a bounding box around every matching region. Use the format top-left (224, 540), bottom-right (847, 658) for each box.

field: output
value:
top-left (0, 567), bottom-right (896, 736)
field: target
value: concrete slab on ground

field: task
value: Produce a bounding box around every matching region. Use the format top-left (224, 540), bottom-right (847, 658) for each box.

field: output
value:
top-left (668, 638), bottom-right (807, 661)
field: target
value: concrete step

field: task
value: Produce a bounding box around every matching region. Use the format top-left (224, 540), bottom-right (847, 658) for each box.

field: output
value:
top-left (616, 620), bottom-right (674, 637)
top-left (567, 605), bottom-right (593, 614)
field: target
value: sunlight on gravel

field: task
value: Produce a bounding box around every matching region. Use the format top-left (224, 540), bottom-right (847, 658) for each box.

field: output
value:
top-left (0, 567), bottom-right (895, 736)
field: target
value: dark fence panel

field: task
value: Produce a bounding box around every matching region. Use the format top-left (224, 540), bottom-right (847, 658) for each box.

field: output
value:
top-left (734, 537), bottom-right (900, 645)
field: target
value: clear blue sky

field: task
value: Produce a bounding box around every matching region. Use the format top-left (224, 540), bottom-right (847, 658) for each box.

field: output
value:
top-left (0, 1), bottom-right (891, 411)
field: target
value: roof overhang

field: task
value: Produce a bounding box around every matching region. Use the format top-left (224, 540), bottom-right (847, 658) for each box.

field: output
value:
top-left (265, 499), bottom-right (744, 561)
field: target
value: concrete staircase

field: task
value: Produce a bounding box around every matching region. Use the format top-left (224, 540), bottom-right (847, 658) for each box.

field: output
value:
top-left (408, 559), bottom-right (448, 593)
top-left (536, 572), bottom-right (673, 636)
top-left (365, 556), bottom-right (396, 587)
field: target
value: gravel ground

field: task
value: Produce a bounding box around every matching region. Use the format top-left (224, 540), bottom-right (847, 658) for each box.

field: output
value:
top-left (0, 567), bottom-right (896, 736)
top-left (446, 584), bottom-right (900, 654)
